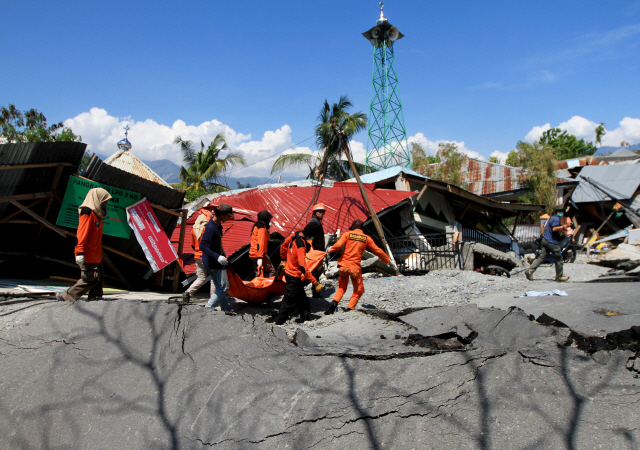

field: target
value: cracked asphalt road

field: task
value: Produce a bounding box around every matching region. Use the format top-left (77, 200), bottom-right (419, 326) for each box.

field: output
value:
top-left (0, 298), bottom-right (638, 449)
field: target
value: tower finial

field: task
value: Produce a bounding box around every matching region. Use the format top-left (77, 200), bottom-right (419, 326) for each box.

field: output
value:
top-left (123, 124), bottom-right (130, 138)
top-left (117, 124), bottom-right (132, 151)
top-left (377, 2), bottom-right (387, 24)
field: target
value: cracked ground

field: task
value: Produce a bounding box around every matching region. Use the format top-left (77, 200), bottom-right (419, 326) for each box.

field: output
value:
top-left (0, 297), bottom-right (639, 450)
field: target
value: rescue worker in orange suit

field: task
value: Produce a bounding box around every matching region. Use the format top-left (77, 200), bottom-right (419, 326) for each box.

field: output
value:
top-left (304, 203), bottom-right (326, 297)
top-left (324, 220), bottom-right (391, 314)
top-left (182, 209), bottom-right (214, 302)
top-left (249, 210), bottom-right (275, 278)
top-left (275, 225), bottom-right (323, 325)
top-left (57, 188), bottom-right (113, 302)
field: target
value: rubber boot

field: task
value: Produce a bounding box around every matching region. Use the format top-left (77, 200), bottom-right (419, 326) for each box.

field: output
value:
top-left (525, 270), bottom-right (534, 281)
top-left (324, 301), bottom-right (339, 315)
top-left (274, 313), bottom-right (288, 325)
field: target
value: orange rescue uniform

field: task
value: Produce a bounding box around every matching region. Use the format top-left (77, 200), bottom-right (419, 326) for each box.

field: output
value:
top-left (249, 223), bottom-right (269, 258)
top-left (75, 209), bottom-right (104, 263)
top-left (329, 228), bottom-right (390, 309)
top-left (284, 232), bottom-right (317, 284)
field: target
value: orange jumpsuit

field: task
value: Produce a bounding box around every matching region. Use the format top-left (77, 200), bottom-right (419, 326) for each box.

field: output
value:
top-left (329, 228), bottom-right (390, 309)
top-left (249, 222), bottom-right (274, 277)
top-left (75, 210), bottom-right (104, 263)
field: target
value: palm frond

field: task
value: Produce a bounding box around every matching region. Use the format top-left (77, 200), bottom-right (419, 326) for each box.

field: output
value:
top-left (271, 153), bottom-right (315, 175)
top-left (175, 136), bottom-right (197, 167)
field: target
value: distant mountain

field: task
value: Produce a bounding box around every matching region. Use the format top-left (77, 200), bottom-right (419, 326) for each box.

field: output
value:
top-left (142, 159), bottom-right (182, 184)
top-left (594, 145), bottom-right (640, 156)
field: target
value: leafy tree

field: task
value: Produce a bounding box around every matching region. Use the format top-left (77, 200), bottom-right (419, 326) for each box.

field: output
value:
top-left (423, 143), bottom-right (469, 188)
top-left (410, 142), bottom-right (441, 174)
top-left (235, 181), bottom-right (251, 189)
top-left (514, 141), bottom-right (557, 214)
top-left (0, 104), bottom-right (81, 143)
top-left (488, 156), bottom-right (500, 164)
top-left (539, 127), bottom-right (595, 160)
top-left (184, 187), bottom-right (209, 203)
top-left (595, 122), bottom-right (606, 147)
top-left (505, 150), bottom-right (521, 167)
top-left (175, 133), bottom-right (246, 194)
top-left (271, 95), bottom-right (367, 181)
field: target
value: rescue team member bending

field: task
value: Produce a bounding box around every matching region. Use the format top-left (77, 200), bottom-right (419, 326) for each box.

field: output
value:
top-left (324, 220), bottom-right (391, 315)
top-left (249, 210), bottom-right (275, 278)
top-left (304, 203), bottom-right (326, 298)
top-left (526, 205), bottom-right (570, 282)
top-left (275, 225), bottom-right (323, 325)
top-left (200, 203), bottom-right (236, 314)
top-left (182, 209), bottom-right (214, 302)
top-left (57, 188), bottom-right (113, 302)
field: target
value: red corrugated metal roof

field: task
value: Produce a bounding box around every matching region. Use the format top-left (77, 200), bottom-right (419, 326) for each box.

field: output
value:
top-left (171, 182), bottom-right (415, 274)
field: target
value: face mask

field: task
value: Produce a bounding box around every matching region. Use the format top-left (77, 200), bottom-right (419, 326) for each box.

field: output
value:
top-left (557, 212), bottom-right (564, 217)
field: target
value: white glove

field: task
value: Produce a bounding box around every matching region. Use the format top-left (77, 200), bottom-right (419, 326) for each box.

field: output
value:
top-left (76, 255), bottom-right (85, 268)
top-left (256, 258), bottom-right (263, 267)
top-left (217, 255), bottom-right (228, 266)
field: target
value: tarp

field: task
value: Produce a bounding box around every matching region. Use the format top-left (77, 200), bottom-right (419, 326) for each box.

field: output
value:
top-left (126, 198), bottom-right (178, 272)
top-left (228, 249), bottom-right (326, 302)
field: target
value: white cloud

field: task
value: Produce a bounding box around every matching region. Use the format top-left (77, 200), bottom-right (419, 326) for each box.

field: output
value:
top-left (524, 116), bottom-right (640, 146)
top-left (64, 108), bottom-right (320, 179)
top-left (489, 150), bottom-right (510, 164)
top-left (407, 132), bottom-right (485, 160)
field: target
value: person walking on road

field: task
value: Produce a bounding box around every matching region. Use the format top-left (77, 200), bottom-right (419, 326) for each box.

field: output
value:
top-left (200, 203), bottom-right (236, 313)
top-left (526, 205), bottom-right (570, 282)
top-left (58, 188), bottom-right (113, 302)
top-left (275, 226), bottom-right (323, 325)
top-left (182, 209), bottom-right (214, 302)
top-left (324, 220), bottom-right (391, 314)
top-left (249, 210), bottom-right (275, 278)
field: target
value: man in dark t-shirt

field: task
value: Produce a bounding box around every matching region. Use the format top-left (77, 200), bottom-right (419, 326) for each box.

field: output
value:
top-left (526, 205), bottom-right (570, 282)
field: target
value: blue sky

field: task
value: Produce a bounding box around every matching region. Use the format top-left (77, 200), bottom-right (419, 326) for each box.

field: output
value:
top-left (3, 1), bottom-right (640, 178)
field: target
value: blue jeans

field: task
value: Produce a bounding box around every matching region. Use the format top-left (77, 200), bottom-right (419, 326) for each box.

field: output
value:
top-left (205, 267), bottom-right (230, 311)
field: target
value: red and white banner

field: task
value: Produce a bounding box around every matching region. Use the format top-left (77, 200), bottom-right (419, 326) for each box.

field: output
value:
top-left (126, 198), bottom-right (178, 272)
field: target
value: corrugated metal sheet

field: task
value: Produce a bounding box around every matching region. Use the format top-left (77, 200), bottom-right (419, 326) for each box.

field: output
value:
top-left (352, 166), bottom-right (426, 184)
top-left (104, 150), bottom-right (173, 188)
top-left (461, 159), bottom-right (524, 196)
top-left (571, 165), bottom-right (640, 203)
top-left (171, 182), bottom-right (416, 274)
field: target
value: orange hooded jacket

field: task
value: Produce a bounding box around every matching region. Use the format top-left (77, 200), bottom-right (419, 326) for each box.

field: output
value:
top-left (284, 231), bottom-right (317, 284)
top-left (329, 228), bottom-right (390, 271)
top-left (75, 209), bottom-right (103, 264)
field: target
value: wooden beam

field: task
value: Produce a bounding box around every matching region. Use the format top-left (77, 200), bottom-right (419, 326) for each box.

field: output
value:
top-left (0, 162), bottom-right (72, 171)
top-left (3, 220), bottom-right (39, 225)
top-left (35, 197), bottom-right (54, 243)
top-left (0, 192), bottom-right (55, 203)
top-left (102, 252), bottom-right (133, 290)
top-left (9, 200), bottom-right (66, 237)
top-left (412, 185), bottom-right (429, 211)
top-left (0, 198), bottom-right (45, 223)
top-left (511, 211), bottom-right (521, 235)
top-left (32, 255), bottom-right (118, 282)
top-left (459, 202), bottom-right (471, 220)
top-left (172, 209), bottom-right (188, 293)
top-left (62, 230), bottom-right (150, 266)
top-left (50, 164), bottom-right (65, 191)
top-left (149, 202), bottom-right (183, 218)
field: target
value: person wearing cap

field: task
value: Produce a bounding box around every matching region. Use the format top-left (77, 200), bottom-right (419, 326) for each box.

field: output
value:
top-left (249, 210), bottom-right (275, 278)
top-left (57, 187), bottom-right (113, 302)
top-left (200, 203), bottom-right (236, 313)
top-left (305, 203), bottom-right (326, 297)
top-left (526, 205), bottom-right (570, 282)
top-left (182, 209), bottom-right (215, 302)
top-left (275, 225), bottom-right (322, 325)
top-left (324, 220), bottom-right (391, 314)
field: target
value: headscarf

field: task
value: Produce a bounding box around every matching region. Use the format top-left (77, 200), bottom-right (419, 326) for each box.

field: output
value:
top-left (251, 210), bottom-right (273, 233)
top-left (78, 188), bottom-right (113, 221)
top-left (349, 220), bottom-right (364, 231)
top-left (193, 209), bottom-right (213, 240)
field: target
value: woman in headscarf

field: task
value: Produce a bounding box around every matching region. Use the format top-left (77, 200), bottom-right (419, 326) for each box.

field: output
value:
top-left (182, 209), bottom-right (215, 302)
top-left (58, 187), bottom-right (112, 302)
top-left (249, 210), bottom-right (275, 278)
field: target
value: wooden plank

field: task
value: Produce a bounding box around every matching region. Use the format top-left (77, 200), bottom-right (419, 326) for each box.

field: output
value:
top-left (33, 255), bottom-right (118, 282)
top-left (0, 162), bottom-right (72, 171)
top-left (4, 220), bottom-right (39, 225)
top-left (0, 198), bottom-right (45, 223)
top-left (35, 197), bottom-right (54, 243)
top-left (62, 230), bottom-right (150, 266)
top-left (149, 202), bottom-right (182, 217)
top-left (459, 202), bottom-right (471, 220)
top-left (172, 209), bottom-right (188, 292)
top-left (102, 252), bottom-right (133, 290)
top-left (0, 192), bottom-right (55, 203)
top-left (9, 200), bottom-right (66, 237)
top-left (412, 185), bottom-right (428, 211)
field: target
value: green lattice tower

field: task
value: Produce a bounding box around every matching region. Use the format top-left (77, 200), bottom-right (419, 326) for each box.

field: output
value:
top-left (362, 3), bottom-right (410, 172)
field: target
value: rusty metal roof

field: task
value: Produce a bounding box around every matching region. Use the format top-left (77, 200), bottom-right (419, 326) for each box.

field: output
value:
top-left (171, 182), bottom-right (416, 274)
top-left (104, 150), bottom-right (173, 188)
top-left (459, 159), bottom-right (525, 196)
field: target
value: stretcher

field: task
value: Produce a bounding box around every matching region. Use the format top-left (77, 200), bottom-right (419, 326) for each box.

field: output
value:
top-left (227, 250), bottom-right (326, 303)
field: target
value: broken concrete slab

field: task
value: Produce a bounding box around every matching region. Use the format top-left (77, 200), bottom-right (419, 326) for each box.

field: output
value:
top-left (471, 242), bottom-right (522, 270)
top-left (588, 243), bottom-right (640, 267)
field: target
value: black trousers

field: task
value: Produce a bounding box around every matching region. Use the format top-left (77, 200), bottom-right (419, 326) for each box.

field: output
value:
top-left (277, 274), bottom-right (310, 321)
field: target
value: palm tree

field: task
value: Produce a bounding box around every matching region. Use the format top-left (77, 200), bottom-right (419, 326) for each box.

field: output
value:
top-left (175, 133), bottom-right (246, 194)
top-left (271, 95), bottom-right (367, 181)
top-left (595, 122), bottom-right (606, 148)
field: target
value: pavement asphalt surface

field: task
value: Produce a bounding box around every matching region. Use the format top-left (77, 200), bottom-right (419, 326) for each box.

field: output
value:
top-left (0, 275), bottom-right (639, 449)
